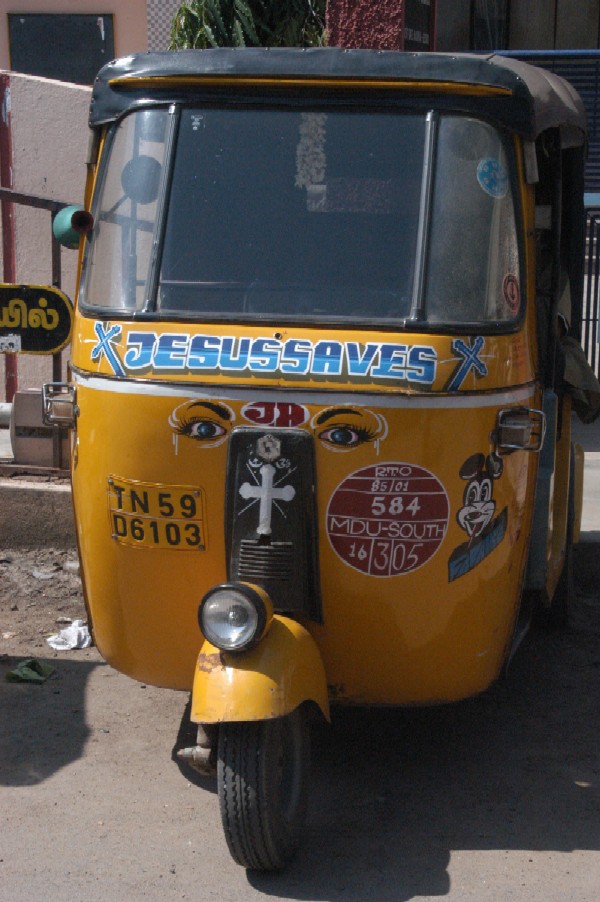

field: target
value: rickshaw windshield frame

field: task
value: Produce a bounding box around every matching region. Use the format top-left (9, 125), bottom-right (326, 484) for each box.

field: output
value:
top-left (78, 100), bottom-right (524, 334)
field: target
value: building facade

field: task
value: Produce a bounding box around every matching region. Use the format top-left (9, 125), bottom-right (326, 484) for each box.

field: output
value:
top-left (326, 0), bottom-right (600, 52)
top-left (0, 0), bottom-right (183, 85)
top-left (430, 0), bottom-right (600, 53)
top-left (1, 2), bottom-right (599, 77)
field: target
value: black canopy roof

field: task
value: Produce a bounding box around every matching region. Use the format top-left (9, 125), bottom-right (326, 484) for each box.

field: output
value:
top-left (89, 48), bottom-right (586, 145)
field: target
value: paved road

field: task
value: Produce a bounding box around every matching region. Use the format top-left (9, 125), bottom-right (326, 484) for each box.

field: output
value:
top-left (2, 584), bottom-right (600, 902)
top-left (1, 416), bottom-right (600, 900)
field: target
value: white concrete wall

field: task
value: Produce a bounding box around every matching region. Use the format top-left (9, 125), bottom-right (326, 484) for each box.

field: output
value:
top-left (0, 72), bottom-right (91, 392)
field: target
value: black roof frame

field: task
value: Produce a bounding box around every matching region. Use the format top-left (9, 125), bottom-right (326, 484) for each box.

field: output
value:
top-left (90, 48), bottom-right (587, 146)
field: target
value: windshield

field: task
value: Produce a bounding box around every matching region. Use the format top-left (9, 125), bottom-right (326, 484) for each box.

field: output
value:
top-left (80, 106), bottom-right (521, 329)
top-left (83, 109), bottom-right (168, 311)
top-left (426, 117), bottom-right (520, 324)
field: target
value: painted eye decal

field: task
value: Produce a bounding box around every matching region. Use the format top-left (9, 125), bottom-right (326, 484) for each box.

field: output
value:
top-left (177, 418), bottom-right (227, 442)
top-left (318, 424), bottom-right (376, 448)
top-left (479, 479), bottom-right (493, 503)
top-left (312, 406), bottom-right (388, 452)
top-left (465, 482), bottom-right (481, 506)
top-left (169, 399), bottom-right (234, 448)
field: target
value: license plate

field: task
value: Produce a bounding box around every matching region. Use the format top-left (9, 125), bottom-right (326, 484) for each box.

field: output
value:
top-left (108, 477), bottom-right (206, 550)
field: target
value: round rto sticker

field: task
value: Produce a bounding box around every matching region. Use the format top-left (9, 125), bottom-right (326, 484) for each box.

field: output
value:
top-left (326, 463), bottom-right (449, 577)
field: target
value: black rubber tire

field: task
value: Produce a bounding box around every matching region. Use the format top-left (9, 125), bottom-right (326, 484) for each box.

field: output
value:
top-left (217, 708), bottom-right (310, 870)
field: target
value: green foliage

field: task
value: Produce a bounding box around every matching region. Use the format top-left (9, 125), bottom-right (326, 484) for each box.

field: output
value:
top-left (169, 0), bottom-right (326, 50)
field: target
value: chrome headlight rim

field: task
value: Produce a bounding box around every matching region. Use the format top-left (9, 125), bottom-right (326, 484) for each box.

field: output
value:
top-left (198, 582), bottom-right (272, 653)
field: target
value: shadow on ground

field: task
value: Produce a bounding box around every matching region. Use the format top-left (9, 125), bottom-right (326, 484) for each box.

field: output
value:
top-left (2, 545), bottom-right (598, 900)
top-left (245, 547), bottom-right (600, 900)
top-left (0, 656), bottom-right (100, 786)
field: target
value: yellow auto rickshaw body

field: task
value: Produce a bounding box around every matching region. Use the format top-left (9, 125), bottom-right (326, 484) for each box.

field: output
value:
top-left (71, 317), bottom-right (541, 702)
top-left (62, 49), bottom-right (587, 714)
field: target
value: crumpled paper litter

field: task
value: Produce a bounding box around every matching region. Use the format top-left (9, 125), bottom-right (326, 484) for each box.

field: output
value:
top-left (46, 619), bottom-right (92, 650)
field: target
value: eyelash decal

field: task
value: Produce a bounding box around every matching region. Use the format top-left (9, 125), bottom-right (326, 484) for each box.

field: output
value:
top-left (168, 400), bottom-right (388, 455)
top-left (169, 399), bottom-right (235, 451)
top-left (318, 424), bottom-right (378, 448)
top-left (174, 416), bottom-right (227, 440)
top-left (312, 407), bottom-right (388, 453)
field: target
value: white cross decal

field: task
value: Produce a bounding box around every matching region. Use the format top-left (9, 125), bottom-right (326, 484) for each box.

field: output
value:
top-left (239, 463), bottom-right (296, 535)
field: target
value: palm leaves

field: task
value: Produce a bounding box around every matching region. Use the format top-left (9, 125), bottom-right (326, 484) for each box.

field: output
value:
top-left (169, 0), bottom-right (327, 49)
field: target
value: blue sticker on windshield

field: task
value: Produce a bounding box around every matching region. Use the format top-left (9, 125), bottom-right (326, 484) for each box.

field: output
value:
top-left (476, 158), bottom-right (508, 198)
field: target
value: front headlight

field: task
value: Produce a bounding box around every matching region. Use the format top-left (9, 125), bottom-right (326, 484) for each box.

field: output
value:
top-left (198, 583), bottom-right (273, 652)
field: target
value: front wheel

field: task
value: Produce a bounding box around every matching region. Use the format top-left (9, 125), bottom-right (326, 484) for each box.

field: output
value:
top-left (217, 707), bottom-right (310, 870)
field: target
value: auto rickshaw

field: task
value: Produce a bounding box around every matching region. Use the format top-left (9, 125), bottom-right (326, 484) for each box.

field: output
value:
top-left (44, 48), bottom-right (591, 869)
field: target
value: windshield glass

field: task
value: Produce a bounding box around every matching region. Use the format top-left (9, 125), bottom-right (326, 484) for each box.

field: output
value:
top-left (80, 106), bottom-right (521, 329)
top-left (425, 117), bottom-right (520, 324)
top-left (82, 109), bottom-right (169, 311)
top-left (159, 108), bottom-right (425, 321)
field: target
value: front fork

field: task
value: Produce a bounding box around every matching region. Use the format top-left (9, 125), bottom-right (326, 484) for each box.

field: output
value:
top-left (178, 426), bottom-right (327, 774)
top-left (178, 615), bottom-right (330, 774)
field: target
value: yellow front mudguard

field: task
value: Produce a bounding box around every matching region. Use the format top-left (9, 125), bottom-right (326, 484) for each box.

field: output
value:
top-left (190, 615), bottom-right (330, 724)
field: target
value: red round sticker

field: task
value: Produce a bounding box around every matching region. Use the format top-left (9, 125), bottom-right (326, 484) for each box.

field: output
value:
top-left (502, 273), bottom-right (520, 315)
top-left (326, 463), bottom-right (449, 577)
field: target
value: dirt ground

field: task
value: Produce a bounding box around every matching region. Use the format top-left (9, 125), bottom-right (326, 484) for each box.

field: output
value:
top-left (2, 480), bottom-right (600, 901)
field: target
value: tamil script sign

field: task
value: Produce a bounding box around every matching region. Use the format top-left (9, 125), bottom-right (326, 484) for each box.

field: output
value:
top-left (0, 284), bottom-right (73, 354)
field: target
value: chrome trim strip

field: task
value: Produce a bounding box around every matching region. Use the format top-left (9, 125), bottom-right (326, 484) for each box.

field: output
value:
top-left (72, 371), bottom-right (537, 409)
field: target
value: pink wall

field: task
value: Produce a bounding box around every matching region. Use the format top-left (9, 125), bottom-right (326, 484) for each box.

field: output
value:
top-left (0, 0), bottom-right (148, 71)
top-left (0, 72), bottom-right (91, 391)
top-left (327, 0), bottom-right (405, 50)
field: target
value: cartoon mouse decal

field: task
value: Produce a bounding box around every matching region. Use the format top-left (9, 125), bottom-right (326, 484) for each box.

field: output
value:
top-left (448, 451), bottom-right (508, 582)
top-left (456, 452), bottom-right (503, 542)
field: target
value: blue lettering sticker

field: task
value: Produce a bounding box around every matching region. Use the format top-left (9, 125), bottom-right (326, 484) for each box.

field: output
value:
top-left (346, 342), bottom-right (380, 376)
top-left (407, 345), bottom-right (437, 384)
top-left (94, 324), bottom-right (438, 385)
top-left (154, 334), bottom-right (189, 370)
top-left (124, 332), bottom-right (156, 371)
top-left (477, 158), bottom-right (508, 198)
top-left (312, 341), bottom-right (343, 375)
top-left (445, 336), bottom-right (488, 391)
top-left (371, 344), bottom-right (408, 379)
top-left (219, 337), bottom-right (251, 371)
top-left (281, 339), bottom-right (312, 374)
top-left (188, 335), bottom-right (221, 370)
top-left (249, 338), bottom-right (281, 372)
top-left (92, 322), bottom-right (126, 376)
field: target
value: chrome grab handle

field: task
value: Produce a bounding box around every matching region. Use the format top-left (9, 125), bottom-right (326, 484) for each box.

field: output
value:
top-left (41, 382), bottom-right (78, 428)
top-left (494, 406), bottom-right (546, 454)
